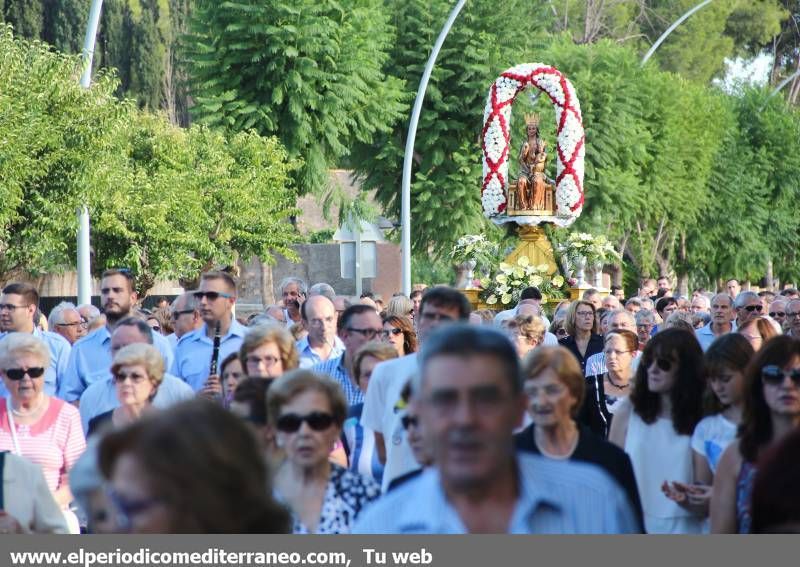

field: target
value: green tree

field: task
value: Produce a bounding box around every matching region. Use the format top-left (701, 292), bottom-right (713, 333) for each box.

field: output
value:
top-left (1, 0), bottom-right (43, 38)
top-left (42, 0), bottom-right (88, 54)
top-left (185, 0), bottom-right (406, 197)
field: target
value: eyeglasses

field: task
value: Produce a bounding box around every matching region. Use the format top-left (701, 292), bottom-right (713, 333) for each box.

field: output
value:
top-left (56, 321), bottom-right (88, 328)
top-left (650, 358), bottom-right (673, 372)
top-left (769, 311), bottom-right (786, 318)
top-left (275, 411), bottom-right (335, 433)
top-left (346, 327), bottom-right (382, 339)
top-left (741, 305), bottom-right (763, 313)
top-left (113, 372), bottom-right (148, 384)
top-left (555, 328), bottom-right (568, 337)
top-left (604, 349), bottom-right (632, 357)
top-left (787, 312), bottom-right (800, 319)
top-left (761, 365), bottom-right (800, 387)
top-left (246, 355), bottom-right (280, 367)
top-left (5, 367), bottom-right (45, 381)
top-left (401, 415), bottom-right (419, 430)
top-left (170, 309), bottom-right (194, 321)
top-left (576, 311), bottom-right (594, 317)
top-left (380, 328), bottom-right (403, 339)
top-left (192, 291), bottom-right (233, 301)
top-left (0, 304), bottom-right (28, 312)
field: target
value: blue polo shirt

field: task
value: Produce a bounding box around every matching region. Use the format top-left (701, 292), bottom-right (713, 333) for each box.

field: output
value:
top-left (58, 327), bottom-right (175, 402)
top-left (296, 336), bottom-right (345, 369)
top-left (171, 320), bottom-right (247, 391)
top-left (0, 328), bottom-right (71, 398)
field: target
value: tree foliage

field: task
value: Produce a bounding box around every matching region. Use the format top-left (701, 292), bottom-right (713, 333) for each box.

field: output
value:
top-left (185, 0), bottom-right (406, 197)
top-left (0, 26), bottom-right (299, 293)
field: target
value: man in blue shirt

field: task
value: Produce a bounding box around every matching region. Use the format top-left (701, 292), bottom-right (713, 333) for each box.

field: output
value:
top-left (79, 317), bottom-right (194, 433)
top-left (312, 304), bottom-right (382, 406)
top-left (58, 269), bottom-right (174, 403)
top-left (354, 325), bottom-right (638, 534)
top-left (297, 295), bottom-right (344, 369)
top-left (0, 282), bottom-right (71, 397)
top-left (171, 271), bottom-right (247, 391)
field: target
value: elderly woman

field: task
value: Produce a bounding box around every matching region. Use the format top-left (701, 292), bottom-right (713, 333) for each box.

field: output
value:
top-left (580, 330), bottom-right (639, 438)
top-left (0, 334), bottom-right (85, 532)
top-left (737, 316), bottom-right (781, 352)
top-left (507, 314), bottom-right (546, 359)
top-left (711, 335), bottom-right (800, 533)
top-left (381, 315), bottom-right (417, 357)
top-left (87, 344), bottom-right (164, 437)
top-left (558, 300), bottom-right (604, 376)
top-left (609, 329), bottom-right (706, 533)
top-left (515, 346), bottom-right (644, 532)
top-left (98, 400), bottom-right (290, 533)
top-left (269, 370), bottom-right (380, 533)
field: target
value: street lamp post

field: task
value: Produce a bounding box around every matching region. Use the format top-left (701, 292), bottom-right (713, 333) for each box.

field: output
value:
top-left (400, 0), bottom-right (467, 296)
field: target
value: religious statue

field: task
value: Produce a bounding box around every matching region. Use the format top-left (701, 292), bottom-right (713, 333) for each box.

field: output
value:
top-left (510, 113), bottom-right (554, 214)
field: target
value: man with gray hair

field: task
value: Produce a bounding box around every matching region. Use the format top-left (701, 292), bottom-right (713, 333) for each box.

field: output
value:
top-left (690, 294), bottom-right (710, 314)
top-left (167, 292), bottom-right (203, 350)
top-left (734, 290), bottom-right (764, 329)
top-left (308, 282), bottom-right (336, 302)
top-left (354, 325), bottom-right (638, 534)
top-left (278, 276), bottom-right (307, 325)
top-left (635, 309), bottom-right (656, 349)
top-left (585, 309), bottom-right (638, 377)
top-left (49, 302), bottom-right (87, 345)
top-left (695, 293), bottom-right (735, 351)
top-left (77, 304), bottom-right (104, 332)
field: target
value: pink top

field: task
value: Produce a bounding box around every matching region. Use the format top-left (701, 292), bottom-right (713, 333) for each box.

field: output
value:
top-left (0, 398), bottom-right (86, 493)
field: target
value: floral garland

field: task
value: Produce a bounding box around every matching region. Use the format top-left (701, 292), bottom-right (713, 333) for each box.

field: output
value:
top-left (481, 63), bottom-right (585, 227)
top-left (480, 256), bottom-right (566, 307)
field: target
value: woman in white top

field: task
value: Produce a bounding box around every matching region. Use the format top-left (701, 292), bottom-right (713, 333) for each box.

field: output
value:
top-left (610, 328), bottom-right (706, 534)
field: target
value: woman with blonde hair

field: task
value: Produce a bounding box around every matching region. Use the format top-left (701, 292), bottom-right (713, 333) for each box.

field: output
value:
top-left (558, 300), bottom-right (603, 376)
top-left (385, 295), bottom-right (414, 320)
top-left (506, 314), bottom-right (546, 359)
top-left (240, 323), bottom-right (299, 381)
top-left (737, 316), bottom-right (781, 352)
top-left (88, 344), bottom-right (164, 436)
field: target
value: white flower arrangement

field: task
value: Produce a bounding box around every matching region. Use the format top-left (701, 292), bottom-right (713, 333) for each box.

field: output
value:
top-left (480, 63), bottom-right (585, 227)
top-left (480, 255), bottom-right (566, 307)
top-left (450, 234), bottom-right (498, 270)
top-left (558, 232), bottom-right (621, 266)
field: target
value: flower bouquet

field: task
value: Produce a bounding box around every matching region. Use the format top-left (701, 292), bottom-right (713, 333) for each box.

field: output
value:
top-left (480, 256), bottom-right (566, 307)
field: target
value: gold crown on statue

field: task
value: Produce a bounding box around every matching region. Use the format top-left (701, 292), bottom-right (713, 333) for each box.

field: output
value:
top-left (524, 113), bottom-right (540, 127)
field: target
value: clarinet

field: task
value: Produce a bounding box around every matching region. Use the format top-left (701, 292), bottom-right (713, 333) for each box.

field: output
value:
top-left (210, 320), bottom-right (222, 402)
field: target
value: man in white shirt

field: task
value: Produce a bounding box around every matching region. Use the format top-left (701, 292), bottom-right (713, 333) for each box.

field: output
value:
top-left (361, 286), bottom-right (471, 491)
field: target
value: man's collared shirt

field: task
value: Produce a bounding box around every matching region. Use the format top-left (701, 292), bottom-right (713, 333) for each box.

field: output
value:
top-left (297, 336), bottom-right (345, 369)
top-left (353, 452), bottom-right (638, 534)
top-left (312, 354), bottom-right (363, 406)
top-left (171, 320), bottom-right (247, 391)
top-left (584, 351), bottom-right (642, 377)
top-left (78, 373), bottom-right (195, 433)
top-left (0, 328), bottom-right (71, 398)
top-left (695, 321), bottom-right (736, 352)
top-left (58, 327), bottom-right (175, 402)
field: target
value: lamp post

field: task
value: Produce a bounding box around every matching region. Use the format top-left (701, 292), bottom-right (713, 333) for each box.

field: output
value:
top-left (76, 0), bottom-right (104, 305)
top-left (400, 0), bottom-right (467, 296)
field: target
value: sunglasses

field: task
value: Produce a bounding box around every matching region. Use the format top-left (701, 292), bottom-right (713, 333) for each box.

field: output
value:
top-left (170, 309), bottom-right (194, 321)
top-left (769, 311), bottom-right (786, 318)
top-left (401, 415), bottom-right (419, 430)
top-left (276, 411), bottom-right (335, 433)
top-left (192, 291), bottom-right (233, 301)
top-left (380, 328), bottom-right (403, 338)
top-left (651, 358), bottom-right (673, 372)
top-left (742, 304), bottom-right (763, 313)
top-left (761, 365), bottom-right (800, 387)
top-left (5, 367), bottom-right (45, 381)
top-left (555, 328), bottom-right (568, 336)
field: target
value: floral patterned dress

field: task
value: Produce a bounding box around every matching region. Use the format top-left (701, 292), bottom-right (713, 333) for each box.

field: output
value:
top-left (291, 464), bottom-right (381, 534)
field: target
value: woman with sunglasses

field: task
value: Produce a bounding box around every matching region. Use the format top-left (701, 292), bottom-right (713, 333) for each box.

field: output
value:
top-left (558, 300), bottom-right (604, 376)
top-left (711, 335), bottom-right (800, 533)
top-left (548, 316), bottom-right (568, 341)
top-left (380, 315), bottom-right (417, 357)
top-left (580, 330), bottom-right (639, 439)
top-left (609, 329), bottom-right (706, 533)
top-left (87, 344), bottom-right (164, 437)
top-left (268, 370), bottom-right (380, 533)
top-left (0, 334), bottom-right (85, 533)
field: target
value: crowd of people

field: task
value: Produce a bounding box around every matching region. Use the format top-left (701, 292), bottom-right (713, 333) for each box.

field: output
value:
top-left (1, 271), bottom-right (799, 534)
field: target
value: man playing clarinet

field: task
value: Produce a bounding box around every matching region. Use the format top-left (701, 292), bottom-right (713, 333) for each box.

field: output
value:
top-left (171, 272), bottom-right (247, 392)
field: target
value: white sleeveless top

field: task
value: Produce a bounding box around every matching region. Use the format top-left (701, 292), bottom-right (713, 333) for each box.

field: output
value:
top-left (625, 411), bottom-right (705, 534)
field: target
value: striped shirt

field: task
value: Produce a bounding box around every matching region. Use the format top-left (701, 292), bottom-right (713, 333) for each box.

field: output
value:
top-left (312, 354), bottom-right (363, 406)
top-left (353, 452), bottom-right (639, 534)
top-left (0, 398), bottom-right (85, 493)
